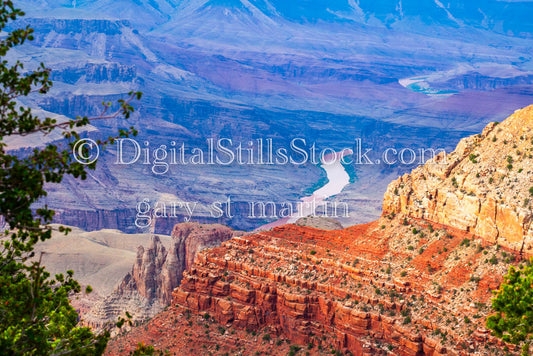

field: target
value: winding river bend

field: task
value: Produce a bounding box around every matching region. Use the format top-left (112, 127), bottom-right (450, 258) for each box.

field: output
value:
top-left (287, 150), bottom-right (352, 223)
top-left (257, 150), bottom-right (352, 230)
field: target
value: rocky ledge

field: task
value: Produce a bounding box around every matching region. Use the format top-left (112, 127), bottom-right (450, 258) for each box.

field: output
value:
top-left (108, 217), bottom-right (519, 355)
top-left (384, 105), bottom-right (533, 255)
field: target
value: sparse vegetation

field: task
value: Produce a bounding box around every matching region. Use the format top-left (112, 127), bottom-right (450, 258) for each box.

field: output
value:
top-left (489, 255), bottom-right (499, 265)
top-left (288, 345), bottom-right (302, 356)
top-left (451, 177), bottom-right (458, 188)
top-left (460, 238), bottom-right (471, 247)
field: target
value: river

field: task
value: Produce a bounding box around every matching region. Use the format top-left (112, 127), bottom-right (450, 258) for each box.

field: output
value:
top-left (257, 150), bottom-right (352, 230)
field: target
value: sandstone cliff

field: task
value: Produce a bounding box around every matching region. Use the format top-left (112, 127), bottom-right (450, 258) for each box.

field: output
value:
top-left (109, 220), bottom-right (517, 355)
top-left (383, 105), bottom-right (533, 255)
top-left (83, 222), bottom-right (234, 330)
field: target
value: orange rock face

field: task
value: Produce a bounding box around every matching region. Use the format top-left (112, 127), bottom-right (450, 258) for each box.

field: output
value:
top-left (108, 218), bottom-right (521, 355)
top-left (383, 105), bottom-right (533, 255)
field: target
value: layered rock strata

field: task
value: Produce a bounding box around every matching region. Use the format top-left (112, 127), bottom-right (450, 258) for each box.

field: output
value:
top-left (170, 222), bottom-right (513, 355)
top-left (383, 105), bottom-right (533, 255)
top-left (83, 223), bottom-right (234, 330)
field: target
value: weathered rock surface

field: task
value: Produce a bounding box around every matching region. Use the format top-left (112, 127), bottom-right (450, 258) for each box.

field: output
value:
top-left (168, 222), bottom-right (515, 355)
top-left (83, 222), bottom-right (235, 330)
top-left (109, 219), bottom-right (518, 355)
top-left (295, 216), bottom-right (344, 230)
top-left (383, 105), bottom-right (533, 255)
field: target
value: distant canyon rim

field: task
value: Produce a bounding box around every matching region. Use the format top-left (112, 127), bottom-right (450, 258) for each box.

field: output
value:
top-left (9, 0), bottom-right (531, 233)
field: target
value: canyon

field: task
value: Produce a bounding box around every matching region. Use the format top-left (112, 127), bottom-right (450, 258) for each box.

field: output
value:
top-left (106, 106), bottom-right (533, 355)
top-left (36, 222), bottom-right (239, 333)
top-left (1, 1), bottom-right (532, 355)
top-left (8, 0), bottom-right (532, 233)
